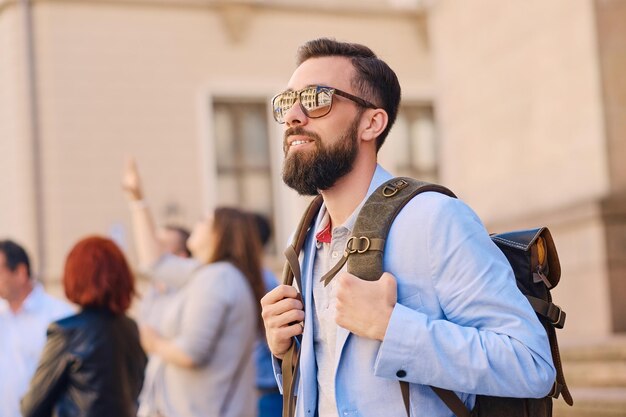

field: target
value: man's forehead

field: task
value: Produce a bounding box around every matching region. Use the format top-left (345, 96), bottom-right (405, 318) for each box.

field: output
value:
top-left (287, 56), bottom-right (355, 91)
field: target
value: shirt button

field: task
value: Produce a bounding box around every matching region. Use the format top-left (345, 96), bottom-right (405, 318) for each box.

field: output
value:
top-left (332, 251), bottom-right (338, 258)
top-left (396, 370), bottom-right (407, 378)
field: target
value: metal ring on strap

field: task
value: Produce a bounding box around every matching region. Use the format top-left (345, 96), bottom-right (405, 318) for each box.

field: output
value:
top-left (346, 236), bottom-right (371, 254)
top-left (357, 237), bottom-right (370, 253)
top-left (346, 236), bottom-right (358, 254)
top-left (382, 185), bottom-right (400, 197)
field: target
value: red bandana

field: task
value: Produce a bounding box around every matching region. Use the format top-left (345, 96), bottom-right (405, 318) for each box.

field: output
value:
top-left (315, 221), bottom-right (332, 244)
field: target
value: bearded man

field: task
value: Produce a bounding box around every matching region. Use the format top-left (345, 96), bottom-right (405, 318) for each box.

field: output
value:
top-left (260, 38), bottom-right (556, 417)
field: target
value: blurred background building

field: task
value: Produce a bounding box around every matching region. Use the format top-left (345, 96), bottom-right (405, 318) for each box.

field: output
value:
top-left (1, 0), bottom-right (625, 414)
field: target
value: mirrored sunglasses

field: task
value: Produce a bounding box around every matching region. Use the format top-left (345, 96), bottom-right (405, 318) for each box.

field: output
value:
top-left (271, 85), bottom-right (377, 124)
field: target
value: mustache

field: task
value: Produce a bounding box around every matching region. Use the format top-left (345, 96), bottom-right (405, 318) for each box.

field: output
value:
top-left (283, 127), bottom-right (321, 151)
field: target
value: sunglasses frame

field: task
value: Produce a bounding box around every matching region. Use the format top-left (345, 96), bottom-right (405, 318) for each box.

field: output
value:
top-left (271, 85), bottom-right (378, 124)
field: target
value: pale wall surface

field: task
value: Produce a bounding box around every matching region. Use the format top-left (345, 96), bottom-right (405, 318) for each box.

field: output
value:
top-left (0, 5), bottom-right (41, 270)
top-left (5, 0), bottom-right (432, 279)
top-left (428, 0), bottom-right (609, 224)
top-left (427, 0), bottom-right (614, 341)
top-left (595, 0), bottom-right (626, 193)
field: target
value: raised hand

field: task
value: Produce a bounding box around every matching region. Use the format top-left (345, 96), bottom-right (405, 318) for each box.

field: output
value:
top-left (122, 157), bottom-right (143, 202)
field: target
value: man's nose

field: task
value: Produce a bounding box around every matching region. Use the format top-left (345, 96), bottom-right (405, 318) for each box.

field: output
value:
top-left (284, 100), bottom-right (308, 128)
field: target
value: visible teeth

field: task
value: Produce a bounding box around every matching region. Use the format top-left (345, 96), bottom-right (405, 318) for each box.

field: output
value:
top-left (291, 140), bottom-right (311, 146)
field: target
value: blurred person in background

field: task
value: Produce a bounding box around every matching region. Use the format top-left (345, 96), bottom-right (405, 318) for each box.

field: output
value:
top-left (157, 224), bottom-right (192, 259)
top-left (123, 160), bottom-right (266, 417)
top-left (20, 236), bottom-right (147, 417)
top-left (251, 213), bottom-right (282, 417)
top-left (0, 239), bottom-right (73, 417)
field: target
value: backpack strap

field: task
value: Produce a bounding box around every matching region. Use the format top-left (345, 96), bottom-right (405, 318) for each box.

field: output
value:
top-left (281, 195), bottom-right (323, 417)
top-left (320, 178), bottom-right (457, 285)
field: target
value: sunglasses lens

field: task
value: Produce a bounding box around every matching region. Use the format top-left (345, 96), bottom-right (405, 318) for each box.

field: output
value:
top-left (301, 86), bottom-right (333, 118)
top-left (273, 91), bottom-right (298, 123)
top-left (272, 86), bottom-right (334, 123)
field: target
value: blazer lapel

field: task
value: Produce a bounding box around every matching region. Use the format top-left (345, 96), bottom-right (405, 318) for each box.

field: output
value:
top-left (298, 207), bottom-right (324, 414)
top-left (334, 326), bottom-right (351, 370)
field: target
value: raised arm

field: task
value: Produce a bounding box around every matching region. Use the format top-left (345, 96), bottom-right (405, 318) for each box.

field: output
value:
top-left (122, 157), bottom-right (164, 269)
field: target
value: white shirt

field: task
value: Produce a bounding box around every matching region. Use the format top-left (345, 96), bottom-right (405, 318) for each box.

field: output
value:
top-left (0, 284), bottom-right (74, 417)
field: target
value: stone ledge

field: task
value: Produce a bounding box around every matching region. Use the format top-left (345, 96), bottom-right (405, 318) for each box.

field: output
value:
top-left (554, 387), bottom-right (626, 417)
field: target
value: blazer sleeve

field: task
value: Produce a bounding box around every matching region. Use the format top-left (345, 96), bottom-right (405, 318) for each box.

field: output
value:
top-left (374, 195), bottom-right (556, 398)
top-left (21, 324), bottom-right (72, 417)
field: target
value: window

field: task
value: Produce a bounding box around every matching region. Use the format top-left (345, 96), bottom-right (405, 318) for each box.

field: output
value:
top-left (382, 104), bottom-right (438, 182)
top-left (212, 102), bottom-right (275, 244)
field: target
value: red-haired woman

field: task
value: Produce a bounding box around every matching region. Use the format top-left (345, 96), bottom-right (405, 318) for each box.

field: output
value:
top-left (21, 237), bottom-right (147, 417)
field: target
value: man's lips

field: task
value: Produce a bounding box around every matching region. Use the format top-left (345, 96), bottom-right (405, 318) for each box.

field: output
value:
top-left (286, 135), bottom-right (315, 149)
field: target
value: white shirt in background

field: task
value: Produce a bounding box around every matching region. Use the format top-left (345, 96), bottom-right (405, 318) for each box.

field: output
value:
top-left (0, 284), bottom-right (74, 417)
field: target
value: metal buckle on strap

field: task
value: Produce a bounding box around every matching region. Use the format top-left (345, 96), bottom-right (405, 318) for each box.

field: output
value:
top-left (382, 179), bottom-right (409, 197)
top-left (346, 236), bottom-right (371, 254)
top-left (548, 303), bottom-right (565, 329)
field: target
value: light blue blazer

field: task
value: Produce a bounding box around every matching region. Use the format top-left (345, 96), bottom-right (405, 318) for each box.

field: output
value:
top-left (275, 165), bottom-right (556, 417)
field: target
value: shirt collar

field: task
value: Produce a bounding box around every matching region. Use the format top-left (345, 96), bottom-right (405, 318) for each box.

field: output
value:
top-left (20, 283), bottom-right (45, 313)
top-left (314, 164), bottom-right (394, 243)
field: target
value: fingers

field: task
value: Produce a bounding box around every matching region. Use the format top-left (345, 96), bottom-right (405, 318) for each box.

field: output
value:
top-left (261, 284), bottom-right (300, 307)
top-left (122, 156), bottom-right (143, 200)
top-left (261, 286), bottom-right (304, 328)
top-left (261, 285), bottom-right (305, 358)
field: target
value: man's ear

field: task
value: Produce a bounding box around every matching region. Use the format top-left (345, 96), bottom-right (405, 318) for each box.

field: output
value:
top-left (360, 108), bottom-right (388, 144)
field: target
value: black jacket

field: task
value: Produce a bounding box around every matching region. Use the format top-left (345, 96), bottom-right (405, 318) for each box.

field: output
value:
top-left (21, 309), bottom-right (147, 417)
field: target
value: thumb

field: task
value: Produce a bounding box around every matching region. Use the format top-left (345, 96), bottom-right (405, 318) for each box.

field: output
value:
top-left (379, 272), bottom-right (397, 303)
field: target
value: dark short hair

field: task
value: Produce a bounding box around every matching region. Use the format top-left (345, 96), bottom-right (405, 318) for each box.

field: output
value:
top-left (296, 38), bottom-right (402, 151)
top-left (163, 224), bottom-right (192, 257)
top-left (0, 240), bottom-right (31, 277)
top-left (63, 236), bottom-right (135, 314)
top-left (251, 213), bottom-right (272, 247)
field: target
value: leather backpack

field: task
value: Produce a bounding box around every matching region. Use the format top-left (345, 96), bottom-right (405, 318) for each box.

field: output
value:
top-left (281, 177), bottom-right (573, 417)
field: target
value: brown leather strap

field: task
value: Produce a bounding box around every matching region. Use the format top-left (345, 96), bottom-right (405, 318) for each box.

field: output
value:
top-left (526, 295), bottom-right (566, 329)
top-left (281, 196), bottom-right (323, 417)
top-left (321, 253), bottom-right (349, 286)
top-left (282, 196), bottom-right (323, 287)
top-left (282, 341), bottom-right (300, 416)
top-left (546, 322), bottom-right (573, 405)
top-left (400, 381), bottom-right (410, 416)
top-left (431, 387), bottom-right (471, 417)
top-left (284, 245), bottom-right (303, 292)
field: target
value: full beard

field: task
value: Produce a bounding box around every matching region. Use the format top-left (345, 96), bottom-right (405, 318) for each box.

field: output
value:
top-left (282, 116), bottom-right (360, 196)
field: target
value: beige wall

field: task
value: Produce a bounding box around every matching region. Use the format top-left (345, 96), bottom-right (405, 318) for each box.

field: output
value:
top-left (429, 0), bottom-right (609, 224)
top-left (2, 0), bottom-right (432, 280)
top-left (0, 4), bottom-right (41, 270)
top-left (595, 0), bottom-right (626, 194)
top-left (1, 0), bottom-right (623, 340)
top-left (427, 0), bottom-right (617, 341)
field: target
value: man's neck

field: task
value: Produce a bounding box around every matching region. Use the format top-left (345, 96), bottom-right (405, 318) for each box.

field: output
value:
top-left (8, 282), bottom-right (34, 314)
top-left (320, 155), bottom-right (377, 228)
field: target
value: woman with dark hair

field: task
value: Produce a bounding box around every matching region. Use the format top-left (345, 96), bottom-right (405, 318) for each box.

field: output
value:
top-left (128, 202), bottom-right (265, 417)
top-left (20, 236), bottom-right (147, 417)
top-left (123, 159), bottom-right (266, 417)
